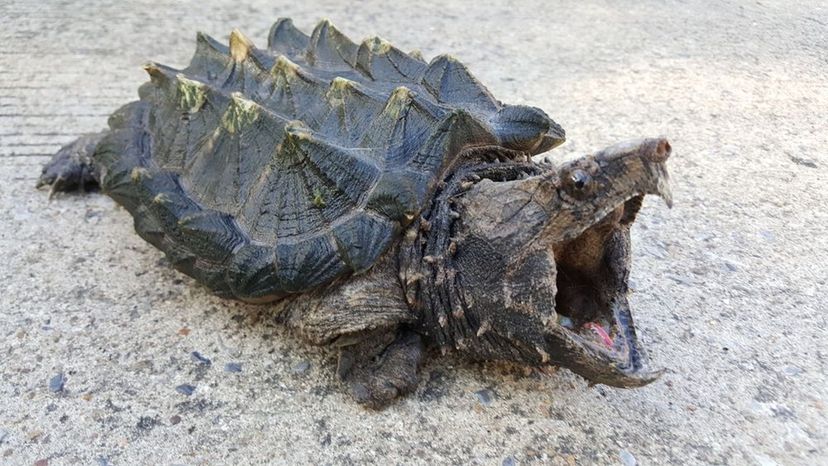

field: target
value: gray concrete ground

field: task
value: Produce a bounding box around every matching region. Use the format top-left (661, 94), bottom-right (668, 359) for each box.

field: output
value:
top-left (1, 0), bottom-right (826, 464)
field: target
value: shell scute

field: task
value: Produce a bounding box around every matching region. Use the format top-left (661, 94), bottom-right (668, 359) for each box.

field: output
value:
top-left (268, 18), bottom-right (310, 57)
top-left (356, 36), bottom-right (427, 81)
top-left (275, 234), bottom-right (346, 293)
top-left (93, 18), bottom-right (564, 300)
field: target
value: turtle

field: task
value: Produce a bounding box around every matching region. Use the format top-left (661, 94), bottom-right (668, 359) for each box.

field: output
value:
top-left (38, 18), bottom-right (673, 408)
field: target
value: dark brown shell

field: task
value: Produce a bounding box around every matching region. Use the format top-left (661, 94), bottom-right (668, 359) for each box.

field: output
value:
top-left (92, 18), bottom-right (565, 301)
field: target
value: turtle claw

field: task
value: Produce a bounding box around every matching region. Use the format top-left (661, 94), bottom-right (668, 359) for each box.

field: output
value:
top-left (337, 330), bottom-right (424, 409)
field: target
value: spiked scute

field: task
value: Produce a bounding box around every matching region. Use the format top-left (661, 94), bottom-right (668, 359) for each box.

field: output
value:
top-left (89, 18), bottom-right (565, 301)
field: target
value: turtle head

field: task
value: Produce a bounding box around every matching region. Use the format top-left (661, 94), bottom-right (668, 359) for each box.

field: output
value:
top-left (448, 138), bottom-right (672, 387)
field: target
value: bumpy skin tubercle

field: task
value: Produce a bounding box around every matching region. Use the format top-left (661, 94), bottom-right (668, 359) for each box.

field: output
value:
top-left (400, 138), bottom-right (672, 389)
top-left (37, 18), bottom-right (671, 408)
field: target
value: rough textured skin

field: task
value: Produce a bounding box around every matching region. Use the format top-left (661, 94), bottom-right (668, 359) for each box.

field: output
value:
top-left (38, 18), bottom-right (671, 408)
top-left (400, 142), bottom-right (671, 388)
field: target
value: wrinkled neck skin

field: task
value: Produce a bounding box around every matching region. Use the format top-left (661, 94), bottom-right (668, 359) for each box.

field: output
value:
top-left (400, 162), bottom-right (629, 363)
top-left (399, 138), bottom-right (671, 386)
top-left (398, 162), bottom-right (552, 361)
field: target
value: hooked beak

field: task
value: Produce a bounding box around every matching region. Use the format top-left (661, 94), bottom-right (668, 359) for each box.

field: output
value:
top-left (593, 137), bottom-right (673, 208)
top-left (645, 138), bottom-right (673, 208)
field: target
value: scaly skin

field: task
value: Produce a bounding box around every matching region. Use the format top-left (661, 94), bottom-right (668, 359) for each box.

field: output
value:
top-left (266, 138), bottom-right (673, 407)
top-left (38, 136), bottom-right (671, 408)
top-left (398, 138), bottom-right (672, 391)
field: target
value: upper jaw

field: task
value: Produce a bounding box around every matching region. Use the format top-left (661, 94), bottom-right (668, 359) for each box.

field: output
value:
top-left (601, 137), bottom-right (674, 209)
top-left (553, 138), bottom-right (674, 245)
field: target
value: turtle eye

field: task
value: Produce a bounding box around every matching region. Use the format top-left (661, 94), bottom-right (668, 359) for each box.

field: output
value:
top-left (570, 169), bottom-right (591, 191)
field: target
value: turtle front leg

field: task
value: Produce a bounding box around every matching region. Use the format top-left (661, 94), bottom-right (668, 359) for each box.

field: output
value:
top-left (336, 328), bottom-right (425, 409)
top-left (275, 250), bottom-right (422, 408)
top-left (37, 132), bottom-right (107, 197)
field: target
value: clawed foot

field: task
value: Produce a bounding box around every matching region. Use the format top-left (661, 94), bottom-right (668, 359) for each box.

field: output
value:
top-left (337, 329), bottom-right (424, 409)
top-left (37, 133), bottom-right (104, 198)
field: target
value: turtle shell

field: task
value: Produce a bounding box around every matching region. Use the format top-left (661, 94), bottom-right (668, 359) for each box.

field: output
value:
top-left (92, 18), bottom-right (565, 302)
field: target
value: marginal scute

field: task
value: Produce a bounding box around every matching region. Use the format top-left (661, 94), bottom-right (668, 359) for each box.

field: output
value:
top-left (366, 169), bottom-right (430, 223)
top-left (225, 243), bottom-right (281, 300)
top-left (146, 186), bottom-right (200, 232)
top-left (132, 205), bottom-right (165, 248)
top-left (275, 234), bottom-right (345, 293)
top-left (95, 120), bottom-right (147, 212)
top-left (91, 18), bottom-right (564, 300)
top-left (332, 212), bottom-right (399, 273)
top-left (177, 210), bottom-right (246, 262)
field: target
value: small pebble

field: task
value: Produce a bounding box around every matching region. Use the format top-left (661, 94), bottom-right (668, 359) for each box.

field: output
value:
top-left (619, 449), bottom-right (637, 466)
top-left (783, 366), bottom-right (802, 377)
top-left (137, 416), bottom-right (158, 430)
top-left (502, 456), bottom-right (517, 466)
top-left (190, 351), bottom-right (212, 366)
top-left (175, 384), bottom-right (195, 396)
top-left (475, 388), bottom-right (495, 406)
top-left (556, 315), bottom-right (574, 329)
top-left (292, 361), bottom-right (311, 374)
top-left (752, 452), bottom-right (780, 466)
top-left (723, 260), bottom-right (740, 272)
top-left (49, 373), bottom-right (66, 393)
top-left (169, 415), bottom-right (182, 425)
top-left (224, 362), bottom-right (242, 373)
top-left (34, 459), bottom-right (48, 466)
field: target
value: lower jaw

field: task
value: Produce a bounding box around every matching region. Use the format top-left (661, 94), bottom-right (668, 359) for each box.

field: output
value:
top-left (553, 304), bottom-right (660, 386)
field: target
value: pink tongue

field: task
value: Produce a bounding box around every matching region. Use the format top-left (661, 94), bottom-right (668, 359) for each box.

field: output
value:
top-left (583, 322), bottom-right (614, 347)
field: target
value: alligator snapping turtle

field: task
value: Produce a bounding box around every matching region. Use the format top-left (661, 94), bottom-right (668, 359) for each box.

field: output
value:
top-left (38, 18), bottom-right (672, 408)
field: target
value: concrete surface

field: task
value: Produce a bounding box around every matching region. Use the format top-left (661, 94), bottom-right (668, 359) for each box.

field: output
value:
top-left (1, 0), bottom-right (826, 464)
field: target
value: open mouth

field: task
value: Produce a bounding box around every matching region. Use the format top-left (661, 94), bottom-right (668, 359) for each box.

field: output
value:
top-left (548, 196), bottom-right (663, 387)
top-left (553, 292), bottom-right (657, 386)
